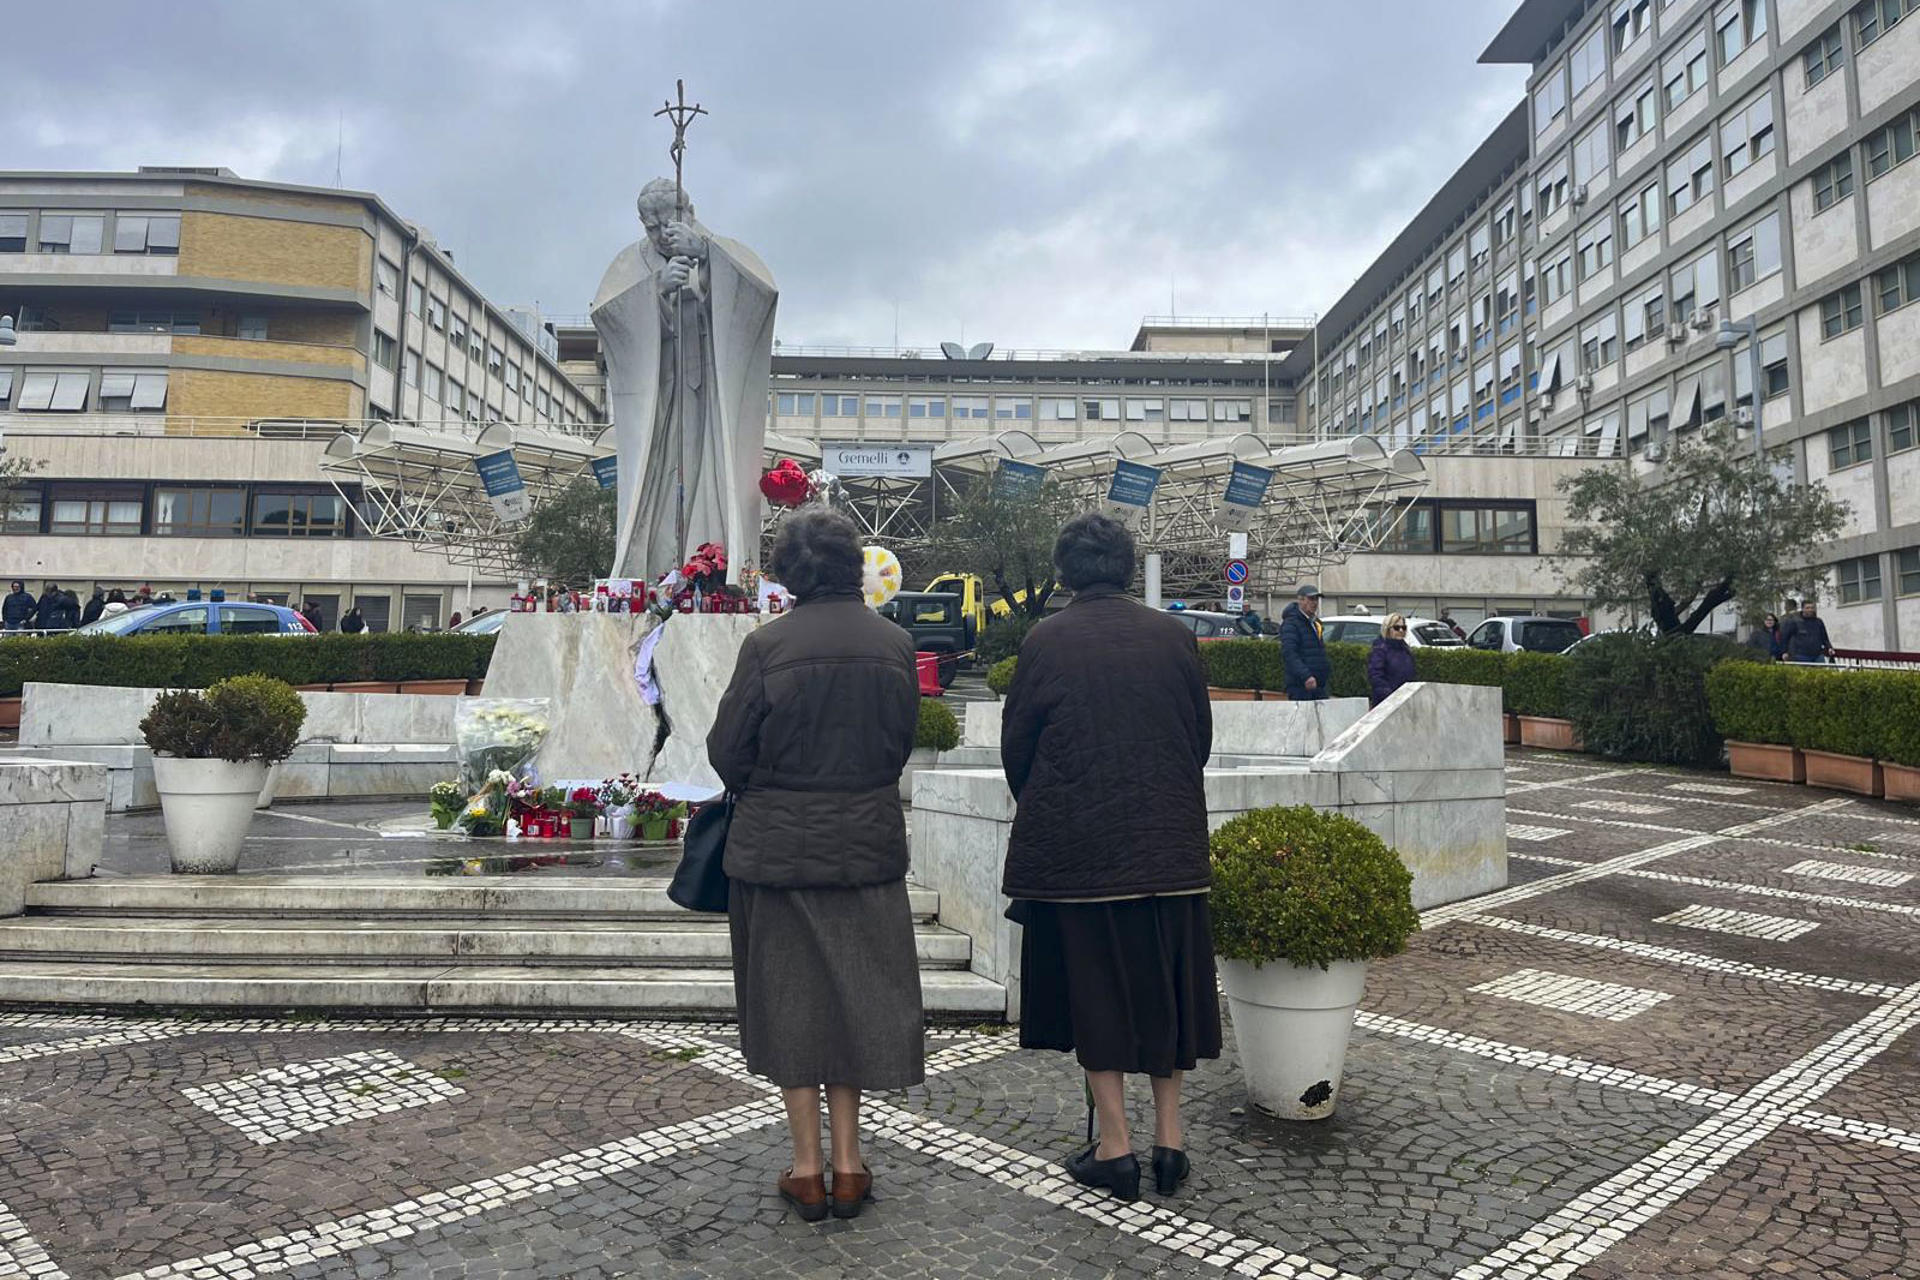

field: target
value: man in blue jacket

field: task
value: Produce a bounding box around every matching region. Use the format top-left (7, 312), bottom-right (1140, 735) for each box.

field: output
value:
top-left (1280, 583), bottom-right (1331, 700)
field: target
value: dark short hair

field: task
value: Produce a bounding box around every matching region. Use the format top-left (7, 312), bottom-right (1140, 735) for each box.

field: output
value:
top-left (1052, 513), bottom-right (1135, 591)
top-left (770, 507), bottom-right (864, 600)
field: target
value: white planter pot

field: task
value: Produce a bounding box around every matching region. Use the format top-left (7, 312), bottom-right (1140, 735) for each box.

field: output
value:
top-left (899, 747), bottom-right (938, 802)
top-left (254, 762), bottom-right (283, 810)
top-left (607, 810), bottom-right (636, 840)
top-left (1218, 957), bottom-right (1369, 1121)
top-left (152, 754), bottom-right (270, 874)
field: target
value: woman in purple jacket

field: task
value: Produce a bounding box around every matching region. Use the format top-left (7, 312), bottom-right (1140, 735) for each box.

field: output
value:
top-left (1366, 613), bottom-right (1417, 706)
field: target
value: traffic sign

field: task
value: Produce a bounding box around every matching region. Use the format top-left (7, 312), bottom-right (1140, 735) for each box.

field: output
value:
top-left (1225, 584), bottom-right (1246, 613)
top-left (1223, 558), bottom-right (1249, 585)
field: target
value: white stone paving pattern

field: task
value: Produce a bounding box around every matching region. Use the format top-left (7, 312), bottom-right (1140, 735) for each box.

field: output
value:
top-left (1780, 858), bottom-right (1915, 887)
top-left (1503, 823), bottom-right (1571, 842)
top-left (179, 1049), bottom-right (466, 1145)
top-left (1468, 968), bottom-right (1676, 1021)
top-left (1653, 904), bottom-right (1822, 942)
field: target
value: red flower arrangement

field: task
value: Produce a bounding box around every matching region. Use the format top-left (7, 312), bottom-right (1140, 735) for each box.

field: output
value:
top-left (759, 459), bottom-right (812, 509)
top-left (565, 786), bottom-right (600, 819)
top-left (682, 542), bottom-right (728, 591)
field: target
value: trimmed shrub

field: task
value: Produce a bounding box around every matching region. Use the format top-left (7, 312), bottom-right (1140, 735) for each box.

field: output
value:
top-left (1872, 671), bottom-right (1920, 767)
top-left (915, 698), bottom-right (960, 751)
top-left (986, 655), bottom-right (1019, 696)
top-left (139, 674), bottom-right (307, 764)
top-left (1564, 631), bottom-right (1758, 767)
top-left (1200, 639), bottom-right (1267, 690)
top-left (0, 633), bottom-right (495, 698)
top-left (1327, 642), bottom-right (1370, 699)
top-left (1412, 646), bottom-right (1507, 688)
top-left (975, 615), bottom-right (1035, 665)
top-left (1503, 651), bottom-right (1568, 718)
top-left (1705, 662), bottom-right (1795, 746)
top-left (1785, 667), bottom-right (1880, 758)
top-left (1209, 805), bottom-right (1420, 971)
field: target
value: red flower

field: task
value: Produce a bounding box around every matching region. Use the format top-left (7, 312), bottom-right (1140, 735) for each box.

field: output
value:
top-left (759, 460), bottom-right (811, 509)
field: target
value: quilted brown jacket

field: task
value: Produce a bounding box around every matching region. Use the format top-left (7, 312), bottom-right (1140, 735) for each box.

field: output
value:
top-left (1000, 585), bottom-right (1213, 900)
top-left (707, 590), bottom-right (919, 888)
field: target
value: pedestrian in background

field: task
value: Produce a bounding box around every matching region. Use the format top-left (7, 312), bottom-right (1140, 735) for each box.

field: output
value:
top-left (709, 508), bottom-right (923, 1224)
top-left (1280, 583), bottom-right (1331, 701)
top-left (35, 582), bottom-right (65, 631)
top-left (1366, 612), bottom-right (1417, 706)
top-left (340, 606), bottom-right (366, 635)
top-left (448, 611), bottom-right (464, 629)
top-left (1745, 612), bottom-right (1783, 659)
top-left (1439, 608), bottom-right (1466, 640)
top-left (1000, 512), bottom-right (1220, 1203)
top-left (3, 581), bottom-right (36, 631)
top-left (1782, 599), bottom-right (1833, 663)
top-left (79, 589), bottom-right (106, 627)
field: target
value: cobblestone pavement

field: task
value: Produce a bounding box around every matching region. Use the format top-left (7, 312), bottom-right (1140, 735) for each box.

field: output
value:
top-left (3, 749), bottom-right (1919, 1278)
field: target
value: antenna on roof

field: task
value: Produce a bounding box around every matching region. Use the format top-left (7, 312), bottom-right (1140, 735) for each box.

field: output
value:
top-left (334, 111), bottom-right (344, 188)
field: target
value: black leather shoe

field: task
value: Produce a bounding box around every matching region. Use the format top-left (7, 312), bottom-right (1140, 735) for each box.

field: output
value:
top-left (1150, 1146), bottom-right (1190, 1196)
top-left (1065, 1143), bottom-right (1140, 1201)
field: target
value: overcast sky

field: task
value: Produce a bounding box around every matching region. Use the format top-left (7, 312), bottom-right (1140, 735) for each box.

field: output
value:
top-left (12, 1), bottom-right (1528, 351)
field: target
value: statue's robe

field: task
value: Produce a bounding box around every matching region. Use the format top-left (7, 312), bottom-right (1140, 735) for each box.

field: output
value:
top-left (591, 224), bottom-right (777, 582)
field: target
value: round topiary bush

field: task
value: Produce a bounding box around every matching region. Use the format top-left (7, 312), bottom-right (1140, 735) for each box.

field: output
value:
top-left (915, 698), bottom-right (960, 751)
top-left (140, 674), bottom-right (307, 764)
top-left (987, 655), bottom-right (1018, 696)
top-left (1209, 805), bottom-right (1420, 971)
top-left (1565, 631), bottom-right (1759, 767)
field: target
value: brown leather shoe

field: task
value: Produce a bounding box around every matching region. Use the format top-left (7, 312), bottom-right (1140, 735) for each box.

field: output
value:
top-left (777, 1169), bottom-right (829, 1222)
top-left (831, 1164), bottom-right (873, 1219)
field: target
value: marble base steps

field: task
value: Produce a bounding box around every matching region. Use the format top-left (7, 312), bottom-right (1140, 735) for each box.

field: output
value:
top-left (0, 875), bottom-right (1006, 1017)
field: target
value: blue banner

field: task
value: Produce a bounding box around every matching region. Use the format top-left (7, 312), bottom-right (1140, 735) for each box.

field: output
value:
top-left (590, 455), bottom-right (619, 490)
top-left (474, 449), bottom-right (532, 522)
top-left (993, 459), bottom-right (1046, 499)
top-left (1216, 460), bottom-right (1273, 533)
top-left (1106, 460), bottom-right (1162, 508)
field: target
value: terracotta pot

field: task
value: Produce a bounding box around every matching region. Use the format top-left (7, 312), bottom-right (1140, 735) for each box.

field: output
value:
top-left (1502, 713), bottom-right (1521, 745)
top-left (292, 684), bottom-right (332, 692)
top-left (466, 679), bottom-right (486, 695)
top-left (0, 697), bottom-right (19, 730)
top-left (1726, 741), bottom-right (1804, 783)
top-left (398, 679), bottom-right (469, 695)
top-left (1882, 762), bottom-right (1920, 803)
top-left (1803, 749), bottom-right (1884, 797)
top-left (331, 680), bottom-right (401, 694)
top-left (1518, 716), bottom-right (1583, 751)
top-left (1208, 687), bottom-right (1258, 701)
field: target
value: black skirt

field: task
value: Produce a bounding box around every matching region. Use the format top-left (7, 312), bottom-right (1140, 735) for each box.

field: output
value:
top-left (1017, 894), bottom-right (1223, 1076)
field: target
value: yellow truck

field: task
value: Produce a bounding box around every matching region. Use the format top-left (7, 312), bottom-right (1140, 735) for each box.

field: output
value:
top-left (922, 573), bottom-right (1054, 647)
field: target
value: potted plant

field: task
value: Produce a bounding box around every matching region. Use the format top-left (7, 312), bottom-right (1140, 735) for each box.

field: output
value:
top-left (632, 790), bottom-right (689, 841)
top-left (1875, 671), bottom-right (1920, 802)
top-left (1789, 668), bottom-right (1884, 796)
top-left (565, 785), bottom-right (601, 840)
top-left (1209, 804), bottom-right (1419, 1120)
top-left (429, 780), bottom-right (466, 830)
top-left (1707, 662), bottom-right (1802, 782)
top-left (902, 699), bottom-right (961, 800)
top-left (1507, 652), bottom-right (1579, 750)
top-left (140, 674), bottom-right (307, 874)
top-left (598, 773), bottom-right (641, 839)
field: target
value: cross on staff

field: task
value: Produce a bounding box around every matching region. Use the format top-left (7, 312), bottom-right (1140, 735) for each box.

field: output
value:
top-left (654, 79), bottom-right (706, 218)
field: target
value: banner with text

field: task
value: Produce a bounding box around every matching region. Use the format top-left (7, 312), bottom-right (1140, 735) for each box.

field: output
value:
top-left (992, 459), bottom-right (1047, 499)
top-left (590, 455), bottom-right (619, 490)
top-left (823, 442), bottom-right (934, 478)
top-left (474, 449), bottom-right (533, 523)
top-left (1103, 460), bottom-right (1163, 528)
top-left (1215, 460), bottom-right (1273, 533)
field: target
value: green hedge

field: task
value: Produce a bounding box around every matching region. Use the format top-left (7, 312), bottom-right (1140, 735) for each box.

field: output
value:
top-left (1412, 646), bottom-right (1508, 690)
top-left (986, 655), bottom-right (1019, 696)
top-left (0, 633), bottom-right (496, 698)
top-left (1787, 667), bottom-right (1883, 759)
top-left (1564, 632), bottom-right (1758, 767)
top-left (1705, 662), bottom-right (1795, 746)
top-left (916, 697), bottom-right (960, 751)
top-left (1502, 651), bottom-right (1568, 719)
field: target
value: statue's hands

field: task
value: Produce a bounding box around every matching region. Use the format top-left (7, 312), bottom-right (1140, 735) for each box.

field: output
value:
top-left (660, 257), bottom-right (698, 292)
top-left (663, 221), bottom-right (707, 260)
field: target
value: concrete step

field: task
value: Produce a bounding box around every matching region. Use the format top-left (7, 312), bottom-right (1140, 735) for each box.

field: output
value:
top-left (0, 961), bottom-right (1007, 1016)
top-left (0, 915), bottom-right (974, 969)
top-left (24, 875), bottom-right (943, 922)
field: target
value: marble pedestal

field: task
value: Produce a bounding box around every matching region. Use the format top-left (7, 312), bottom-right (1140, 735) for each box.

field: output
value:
top-left (482, 612), bottom-right (661, 785)
top-left (0, 759), bottom-right (108, 916)
top-left (647, 614), bottom-right (772, 791)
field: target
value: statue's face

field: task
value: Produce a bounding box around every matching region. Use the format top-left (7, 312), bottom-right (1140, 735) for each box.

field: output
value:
top-left (637, 189), bottom-right (687, 255)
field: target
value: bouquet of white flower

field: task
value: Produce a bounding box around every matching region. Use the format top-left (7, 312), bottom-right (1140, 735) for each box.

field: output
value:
top-left (453, 699), bottom-right (552, 796)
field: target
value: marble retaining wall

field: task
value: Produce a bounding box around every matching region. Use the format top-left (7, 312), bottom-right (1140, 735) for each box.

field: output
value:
top-left (959, 696), bottom-right (1370, 765)
top-left (913, 682), bottom-right (1507, 1017)
top-left (482, 612), bottom-right (660, 785)
top-left (0, 759), bottom-right (108, 916)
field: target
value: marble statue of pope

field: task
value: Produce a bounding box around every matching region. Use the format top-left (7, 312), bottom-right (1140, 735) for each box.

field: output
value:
top-left (591, 178), bottom-right (777, 583)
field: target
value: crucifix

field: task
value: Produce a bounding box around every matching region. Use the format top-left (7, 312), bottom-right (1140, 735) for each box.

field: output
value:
top-left (653, 80), bottom-right (707, 562)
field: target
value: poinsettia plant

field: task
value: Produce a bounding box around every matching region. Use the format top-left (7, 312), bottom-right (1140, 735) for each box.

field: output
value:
top-left (682, 541), bottom-right (728, 591)
top-left (565, 785), bottom-right (601, 819)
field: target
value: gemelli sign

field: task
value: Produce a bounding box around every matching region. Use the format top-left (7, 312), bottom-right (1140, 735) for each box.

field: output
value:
top-left (822, 443), bottom-right (934, 478)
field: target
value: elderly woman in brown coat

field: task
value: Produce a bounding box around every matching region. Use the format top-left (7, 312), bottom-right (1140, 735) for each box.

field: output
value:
top-left (1001, 512), bottom-right (1221, 1203)
top-left (708, 508), bottom-right (923, 1223)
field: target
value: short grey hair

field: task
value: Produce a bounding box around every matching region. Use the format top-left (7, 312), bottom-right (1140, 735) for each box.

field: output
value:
top-left (770, 507), bottom-right (864, 601)
top-left (637, 178), bottom-right (693, 223)
top-left (1052, 513), bottom-right (1135, 591)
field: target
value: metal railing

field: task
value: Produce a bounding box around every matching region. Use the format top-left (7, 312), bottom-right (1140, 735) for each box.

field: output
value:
top-left (1828, 648), bottom-right (1920, 671)
top-left (0, 414), bottom-right (610, 442)
top-left (769, 342), bottom-right (1285, 363)
top-left (1134, 314), bottom-right (1317, 330)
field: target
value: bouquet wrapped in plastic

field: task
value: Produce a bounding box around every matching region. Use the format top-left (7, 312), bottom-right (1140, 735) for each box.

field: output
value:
top-left (453, 699), bottom-right (551, 796)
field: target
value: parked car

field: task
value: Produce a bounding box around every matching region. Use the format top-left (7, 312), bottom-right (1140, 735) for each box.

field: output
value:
top-left (452, 611), bottom-right (507, 635)
top-left (877, 591), bottom-right (966, 687)
top-left (1465, 615), bottom-right (1586, 654)
top-left (73, 601), bottom-right (317, 637)
top-left (1319, 614), bottom-right (1467, 648)
top-left (1165, 608), bottom-right (1265, 639)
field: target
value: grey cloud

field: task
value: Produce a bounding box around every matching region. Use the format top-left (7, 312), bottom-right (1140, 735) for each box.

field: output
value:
top-left (11, 0), bottom-right (1527, 350)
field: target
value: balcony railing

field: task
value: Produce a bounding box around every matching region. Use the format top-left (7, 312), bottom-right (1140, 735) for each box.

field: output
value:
top-left (0, 414), bottom-right (609, 441)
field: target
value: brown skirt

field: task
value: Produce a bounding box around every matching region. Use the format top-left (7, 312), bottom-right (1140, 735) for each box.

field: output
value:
top-left (729, 879), bottom-right (925, 1090)
top-left (1018, 894), bottom-right (1223, 1076)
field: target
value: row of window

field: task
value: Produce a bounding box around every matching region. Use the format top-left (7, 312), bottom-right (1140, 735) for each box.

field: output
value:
top-left (0, 210), bottom-right (181, 256)
top-left (11, 306), bottom-right (273, 341)
top-left (1826, 399), bottom-right (1920, 469)
top-left (0, 368), bottom-right (169, 413)
top-left (0, 482), bottom-right (358, 539)
top-left (1817, 251), bottom-right (1920, 339)
top-left (1837, 539), bottom-right (1920, 605)
top-left (1370, 501), bottom-right (1539, 556)
top-left (770, 392), bottom-right (1257, 425)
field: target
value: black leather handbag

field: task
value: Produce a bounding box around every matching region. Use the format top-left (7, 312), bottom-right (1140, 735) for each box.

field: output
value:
top-left (668, 794), bottom-right (733, 913)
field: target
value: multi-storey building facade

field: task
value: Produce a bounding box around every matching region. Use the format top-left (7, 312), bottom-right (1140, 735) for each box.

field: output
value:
top-left (1, 168), bottom-right (597, 629)
top-left (1290, 0), bottom-right (1920, 643)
